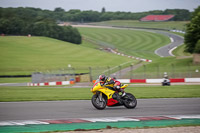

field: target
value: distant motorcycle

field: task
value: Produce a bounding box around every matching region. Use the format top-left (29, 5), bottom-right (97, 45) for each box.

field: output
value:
top-left (91, 79), bottom-right (137, 110)
top-left (162, 78), bottom-right (171, 86)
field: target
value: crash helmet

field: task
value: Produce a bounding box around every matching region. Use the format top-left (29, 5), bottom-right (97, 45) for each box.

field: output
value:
top-left (99, 74), bottom-right (106, 82)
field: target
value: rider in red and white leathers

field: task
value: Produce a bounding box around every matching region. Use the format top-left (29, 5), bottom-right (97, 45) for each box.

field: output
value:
top-left (99, 74), bottom-right (126, 97)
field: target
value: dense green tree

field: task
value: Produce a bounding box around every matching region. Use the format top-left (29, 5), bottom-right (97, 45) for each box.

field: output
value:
top-left (164, 9), bottom-right (191, 21)
top-left (54, 7), bottom-right (65, 12)
top-left (191, 6), bottom-right (200, 17)
top-left (194, 40), bottom-right (200, 53)
top-left (149, 10), bottom-right (163, 15)
top-left (9, 17), bottom-right (25, 35)
top-left (184, 6), bottom-right (200, 53)
top-left (101, 7), bottom-right (106, 13)
top-left (99, 12), bottom-right (113, 21)
top-left (79, 11), bottom-right (100, 22)
top-left (0, 18), bottom-right (11, 34)
top-left (0, 7), bottom-right (82, 44)
top-left (0, 7), bottom-right (192, 23)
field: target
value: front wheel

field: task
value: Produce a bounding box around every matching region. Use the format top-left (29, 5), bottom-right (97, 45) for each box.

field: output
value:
top-left (91, 94), bottom-right (107, 110)
top-left (123, 93), bottom-right (137, 109)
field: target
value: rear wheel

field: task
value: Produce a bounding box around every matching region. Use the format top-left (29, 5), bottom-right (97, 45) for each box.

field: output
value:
top-left (123, 93), bottom-right (137, 109)
top-left (91, 94), bottom-right (107, 110)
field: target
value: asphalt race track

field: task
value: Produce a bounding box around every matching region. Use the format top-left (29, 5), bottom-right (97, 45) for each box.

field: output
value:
top-left (154, 31), bottom-right (184, 57)
top-left (0, 98), bottom-right (199, 121)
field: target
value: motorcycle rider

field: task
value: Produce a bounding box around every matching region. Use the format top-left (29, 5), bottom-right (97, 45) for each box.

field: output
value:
top-left (162, 72), bottom-right (170, 86)
top-left (98, 74), bottom-right (126, 97)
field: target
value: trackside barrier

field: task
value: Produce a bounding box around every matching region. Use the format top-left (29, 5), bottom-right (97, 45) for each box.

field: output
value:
top-left (130, 79), bottom-right (146, 83)
top-left (145, 78), bottom-right (199, 83)
top-left (27, 81), bottom-right (70, 86)
top-left (27, 78), bottom-right (200, 86)
top-left (117, 79), bottom-right (130, 83)
top-left (170, 78), bottom-right (185, 83)
top-left (185, 78), bottom-right (200, 83)
top-left (146, 79), bottom-right (163, 83)
top-left (92, 78), bottom-right (200, 84)
top-left (134, 78), bottom-right (199, 83)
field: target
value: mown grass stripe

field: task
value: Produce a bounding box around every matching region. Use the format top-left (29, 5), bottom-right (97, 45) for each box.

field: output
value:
top-left (78, 27), bottom-right (170, 60)
top-left (0, 36), bottom-right (134, 75)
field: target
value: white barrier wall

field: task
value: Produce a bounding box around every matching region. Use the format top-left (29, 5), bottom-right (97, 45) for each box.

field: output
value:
top-left (62, 81), bottom-right (70, 85)
top-left (117, 79), bottom-right (130, 83)
top-left (185, 78), bottom-right (200, 83)
top-left (27, 81), bottom-right (70, 86)
top-left (146, 79), bottom-right (164, 83)
top-left (49, 82), bottom-right (56, 86)
top-left (27, 78), bottom-right (200, 86)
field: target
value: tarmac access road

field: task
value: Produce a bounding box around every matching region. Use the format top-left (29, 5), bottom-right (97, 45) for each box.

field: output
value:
top-left (0, 98), bottom-right (199, 121)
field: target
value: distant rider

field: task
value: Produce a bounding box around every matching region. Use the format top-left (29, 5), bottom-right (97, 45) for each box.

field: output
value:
top-left (98, 74), bottom-right (126, 97)
top-left (162, 72), bottom-right (170, 86)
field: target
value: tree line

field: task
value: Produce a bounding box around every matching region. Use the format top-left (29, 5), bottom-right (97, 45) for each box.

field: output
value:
top-left (52, 7), bottom-right (191, 22)
top-left (0, 7), bottom-right (82, 44)
top-left (0, 7), bottom-right (191, 44)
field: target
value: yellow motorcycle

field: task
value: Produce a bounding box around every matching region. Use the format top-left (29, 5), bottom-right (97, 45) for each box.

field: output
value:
top-left (91, 79), bottom-right (137, 110)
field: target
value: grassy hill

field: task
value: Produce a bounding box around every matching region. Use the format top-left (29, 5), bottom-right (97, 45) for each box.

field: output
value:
top-left (78, 27), bottom-right (170, 60)
top-left (76, 23), bottom-right (199, 79)
top-left (1, 21), bottom-right (198, 81)
top-left (0, 36), bottom-right (135, 75)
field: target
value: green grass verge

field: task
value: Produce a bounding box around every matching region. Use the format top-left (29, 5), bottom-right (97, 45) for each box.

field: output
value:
top-left (173, 44), bottom-right (191, 57)
top-left (0, 77), bottom-right (31, 83)
top-left (0, 36), bottom-right (134, 75)
top-left (130, 57), bottom-right (200, 78)
top-left (170, 32), bottom-right (191, 57)
top-left (0, 85), bottom-right (199, 102)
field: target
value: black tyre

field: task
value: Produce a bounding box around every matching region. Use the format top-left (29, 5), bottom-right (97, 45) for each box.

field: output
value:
top-left (91, 94), bottom-right (107, 110)
top-left (123, 93), bottom-right (137, 109)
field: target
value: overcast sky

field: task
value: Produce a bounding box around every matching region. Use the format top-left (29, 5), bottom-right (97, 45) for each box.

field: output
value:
top-left (0, 0), bottom-right (200, 12)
